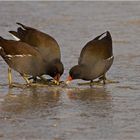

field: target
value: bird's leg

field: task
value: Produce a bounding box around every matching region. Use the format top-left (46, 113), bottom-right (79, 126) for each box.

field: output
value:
top-left (99, 74), bottom-right (119, 84)
top-left (98, 74), bottom-right (106, 84)
top-left (8, 67), bottom-right (12, 87)
top-left (23, 76), bottom-right (31, 85)
top-left (21, 74), bottom-right (31, 85)
top-left (78, 80), bottom-right (95, 86)
top-left (90, 80), bottom-right (94, 87)
top-left (32, 77), bottom-right (37, 83)
top-left (8, 68), bottom-right (28, 88)
top-left (102, 74), bottom-right (106, 84)
top-left (105, 79), bottom-right (119, 84)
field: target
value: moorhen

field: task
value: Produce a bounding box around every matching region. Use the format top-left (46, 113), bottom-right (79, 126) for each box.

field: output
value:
top-left (66, 31), bottom-right (114, 85)
top-left (0, 36), bottom-right (49, 86)
top-left (9, 22), bottom-right (64, 82)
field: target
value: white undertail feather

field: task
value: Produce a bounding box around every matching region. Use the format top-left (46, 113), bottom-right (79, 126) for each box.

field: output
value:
top-left (98, 32), bottom-right (107, 40)
top-left (106, 55), bottom-right (114, 61)
top-left (11, 34), bottom-right (20, 41)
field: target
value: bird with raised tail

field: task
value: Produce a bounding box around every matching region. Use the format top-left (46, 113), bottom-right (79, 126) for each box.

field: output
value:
top-left (9, 22), bottom-right (64, 82)
top-left (66, 31), bottom-right (114, 85)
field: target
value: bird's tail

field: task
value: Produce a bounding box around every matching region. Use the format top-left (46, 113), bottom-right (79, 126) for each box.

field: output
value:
top-left (0, 36), bottom-right (6, 57)
top-left (94, 31), bottom-right (111, 41)
top-left (9, 22), bottom-right (34, 40)
top-left (9, 30), bottom-right (20, 41)
top-left (9, 27), bottom-right (25, 41)
top-left (0, 36), bottom-right (5, 45)
top-left (16, 22), bottom-right (26, 28)
top-left (16, 22), bottom-right (34, 30)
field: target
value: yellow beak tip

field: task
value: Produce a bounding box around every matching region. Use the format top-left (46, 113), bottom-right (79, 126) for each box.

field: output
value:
top-left (66, 80), bottom-right (71, 85)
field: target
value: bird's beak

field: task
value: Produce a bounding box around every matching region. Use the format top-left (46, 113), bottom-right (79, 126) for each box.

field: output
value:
top-left (53, 74), bottom-right (60, 85)
top-left (66, 75), bottom-right (73, 84)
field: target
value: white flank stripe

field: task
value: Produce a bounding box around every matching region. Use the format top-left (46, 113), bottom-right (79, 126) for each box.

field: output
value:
top-left (11, 34), bottom-right (20, 41)
top-left (0, 47), bottom-right (2, 50)
top-left (6, 55), bottom-right (12, 58)
top-left (6, 54), bottom-right (32, 58)
top-left (15, 54), bottom-right (32, 57)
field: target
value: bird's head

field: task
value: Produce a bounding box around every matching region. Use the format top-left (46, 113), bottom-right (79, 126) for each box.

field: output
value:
top-left (66, 65), bottom-right (82, 84)
top-left (47, 59), bottom-right (64, 83)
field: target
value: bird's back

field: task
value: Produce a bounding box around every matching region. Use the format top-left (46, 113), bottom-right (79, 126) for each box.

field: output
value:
top-left (9, 23), bottom-right (61, 62)
top-left (0, 37), bottom-right (40, 56)
top-left (78, 31), bottom-right (113, 66)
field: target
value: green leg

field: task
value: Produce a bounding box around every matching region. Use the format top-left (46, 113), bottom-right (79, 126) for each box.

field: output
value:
top-left (105, 79), bottom-right (119, 84)
top-left (21, 74), bottom-right (31, 85)
top-left (8, 68), bottom-right (12, 87)
top-left (99, 74), bottom-right (119, 84)
top-left (32, 77), bottom-right (37, 83)
top-left (90, 80), bottom-right (94, 87)
top-left (98, 74), bottom-right (106, 84)
top-left (102, 74), bottom-right (106, 84)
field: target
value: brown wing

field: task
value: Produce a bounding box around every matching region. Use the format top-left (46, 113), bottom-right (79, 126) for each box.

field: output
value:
top-left (0, 37), bottom-right (40, 56)
top-left (9, 23), bottom-right (61, 62)
top-left (78, 31), bottom-right (113, 66)
top-left (0, 37), bottom-right (47, 77)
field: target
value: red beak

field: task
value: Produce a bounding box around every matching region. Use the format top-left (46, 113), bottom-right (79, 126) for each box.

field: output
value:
top-left (66, 75), bottom-right (73, 84)
top-left (54, 74), bottom-right (60, 82)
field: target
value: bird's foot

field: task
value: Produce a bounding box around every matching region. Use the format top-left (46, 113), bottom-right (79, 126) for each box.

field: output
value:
top-left (30, 78), bottom-right (61, 86)
top-left (51, 80), bottom-right (60, 85)
top-left (8, 82), bottom-right (26, 88)
top-left (97, 78), bottom-right (119, 84)
top-left (78, 81), bottom-right (102, 86)
top-left (105, 79), bottom-right (119, 84)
